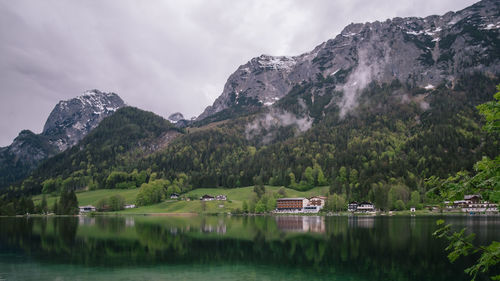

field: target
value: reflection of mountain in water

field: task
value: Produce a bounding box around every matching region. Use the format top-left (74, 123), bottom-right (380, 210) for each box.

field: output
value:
top-left (1, 216), bottom-right (499, 281)
top-left (276, 216), bottom-right (325, 233)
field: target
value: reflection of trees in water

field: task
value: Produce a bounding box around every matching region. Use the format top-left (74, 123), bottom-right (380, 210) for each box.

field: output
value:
top-left (0, 217), bottom-right (493, 280)
top-left (95, 216), bottom-right (125, 234)
top-left (54, 217), bottom-right (78, 248)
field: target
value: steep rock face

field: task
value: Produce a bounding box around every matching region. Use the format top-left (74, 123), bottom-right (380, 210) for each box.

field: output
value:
top-left (198, 0), bottom-right (499, 120)
top-left (0, 130), bottom-right (58, 187)
top-left (7, 130), bottom-right (55, 164)
top-left (42, 89), bottom-right (125, 151)
top-left (0, 90), bottom-right (125, 188)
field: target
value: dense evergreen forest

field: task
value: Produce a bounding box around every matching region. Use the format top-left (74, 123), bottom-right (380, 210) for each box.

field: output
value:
top-left (0, 74), bottom-right (498, 212)
top-left (144, 75), bottom-right (499, 205)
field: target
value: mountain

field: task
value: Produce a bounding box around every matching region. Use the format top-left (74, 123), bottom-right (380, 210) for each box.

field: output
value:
top-left (23, 107), bottom-right (179, 194)
top-left (148, 0), bottom-right (499, 194)
top-left (198, 0), bottom-right (499, 121)
top-left (42, 89), bottom-right (126, 151)
top-left (5, 0), bottom-right (500, 206)
top-left (0, 90), bottom-right (125, 188)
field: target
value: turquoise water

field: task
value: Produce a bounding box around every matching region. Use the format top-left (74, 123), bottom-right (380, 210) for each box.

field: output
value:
top-left (0, 215), bottom-right (498, 280)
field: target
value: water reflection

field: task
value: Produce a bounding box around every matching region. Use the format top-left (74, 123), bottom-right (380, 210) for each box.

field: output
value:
top-left (79, 216), bottom-right (95, 226)
top-left (0, 216), bottom-right (498, 281)
top-left (347, 216), bottom-right (375, 228)
top-left (200, 218), bottom-right (226, 234)
top-left (275, 216), bottom-right (325, 233)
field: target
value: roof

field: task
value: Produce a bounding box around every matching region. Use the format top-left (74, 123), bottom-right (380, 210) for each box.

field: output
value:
top-left (277, 198), bottom-right (306, 201)
top-left (201, 194), bottom-right (214, 198)
top-left (309, 196), bottom-right (327, 200)
top-left (359, 202), bottom-right (373, 205)
top-left (465, 194), bottom-right (482, 200)
top-left (79, 205), bottom-right (96, 208)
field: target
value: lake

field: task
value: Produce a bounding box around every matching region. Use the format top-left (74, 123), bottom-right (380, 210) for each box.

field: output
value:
top-left (0, 215), bottom-right (498, 280)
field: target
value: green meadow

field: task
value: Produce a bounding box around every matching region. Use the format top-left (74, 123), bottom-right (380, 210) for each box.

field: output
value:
top-left (32, 186), bottom-right (330, 214)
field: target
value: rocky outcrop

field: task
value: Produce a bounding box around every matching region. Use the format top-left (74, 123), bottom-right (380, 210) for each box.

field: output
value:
top-left (198, 0), bottom-right (499, 120)
top-left (0, 90), bottom-right (125, 188)
top-left (42, 89), bottom-right (125, 151)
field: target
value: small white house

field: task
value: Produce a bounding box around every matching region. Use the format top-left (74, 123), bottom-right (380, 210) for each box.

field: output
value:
top-left (79, 205), bottom-right (96, 213)
top-left (201, 195), bottom-right (215, 201)
top-left (410, 207), bottom-right (416, 212)
top-left (216, 195), bottom-right (227, 201)
top-left (348, 202), bottom-right (358, 212)
top-left (124, 204), bottom-right (136, 209)
top-left (356, 202), bottom-right (375, 213)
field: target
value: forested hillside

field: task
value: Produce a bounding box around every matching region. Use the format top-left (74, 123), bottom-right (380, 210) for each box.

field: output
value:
top-left (141, 75), bottom-right (498, 204)
top-left (3, 74), bottom-right (497, 211)
top-left (1, 0), bottom-right (499, 212)
top-left (10, 107), bottom-right (180, 196)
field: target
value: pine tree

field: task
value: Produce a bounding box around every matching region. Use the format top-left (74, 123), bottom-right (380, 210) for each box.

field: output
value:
top-left (53, 201), bottom-right (59, 215)
top-left (41, 195), bottom-right (48, 214)
top-left (242, 200), bottom-right (248, 213)
top-left (58, 189), bottom-right (79, 215)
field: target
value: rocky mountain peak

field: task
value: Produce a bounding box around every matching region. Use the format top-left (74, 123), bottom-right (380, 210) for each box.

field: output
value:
top-left (42, 90), bottom-right (126, 151)
top-left (168, 112), bottom-right (185, 123)
top-left (0, 90), bottom-right (126, 188)
top-left (198, 0), bottom-right (499, 121)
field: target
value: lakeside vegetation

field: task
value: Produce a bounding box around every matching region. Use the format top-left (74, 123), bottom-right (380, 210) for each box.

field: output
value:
top-left (20, 185), bottom-right (483, 216)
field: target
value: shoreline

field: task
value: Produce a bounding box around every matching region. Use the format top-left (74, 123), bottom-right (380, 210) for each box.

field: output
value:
top-left (2, 211), bottom-right (499, 218)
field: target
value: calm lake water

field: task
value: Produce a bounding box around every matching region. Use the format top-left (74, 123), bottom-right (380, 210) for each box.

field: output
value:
top-left (0, 215), bottom-right (498, 281)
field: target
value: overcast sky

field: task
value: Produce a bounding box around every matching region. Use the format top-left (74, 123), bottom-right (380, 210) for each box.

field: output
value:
top-left (0, 0), bottom-right (477, 146)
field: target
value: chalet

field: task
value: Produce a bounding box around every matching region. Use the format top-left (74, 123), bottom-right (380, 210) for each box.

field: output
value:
top-left (444, 194), bottom-right (498, 213)
top-left (348, 201), bottom-right (375, 213)
top-left (463, 202), bottom-right (498, 213)
top-left (170, 193), bottom-right (179, 199)
top-left (464, 194), bottom-right (482, 203)
top-left (201, 194), bottom-right (215, 201)
top-left (216, 195), bottom-right (227, 201)
top-left (276, 198), bottom-right (308, 212)
top-left (357, 202), bottom-right (375, 212)
top-left (79, 205), bottom-right (96, 213)
top-left (309, 196), bottom-right (326, 207)
top-left (348, 202), bottom-right (358, 212)
top-left (303, 196), bottom-right (327, 213)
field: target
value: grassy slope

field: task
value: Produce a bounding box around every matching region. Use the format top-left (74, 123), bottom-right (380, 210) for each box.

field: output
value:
top-left (117, 186), bottom-right (329, 214)
top-left (33, 186), bottom-right (329, 214)
top-left (33, 189), bottom-right (141, 208)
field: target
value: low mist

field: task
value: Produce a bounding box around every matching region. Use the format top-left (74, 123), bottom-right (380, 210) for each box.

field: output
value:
top-left (245, 108), bottom-right (313, 144)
